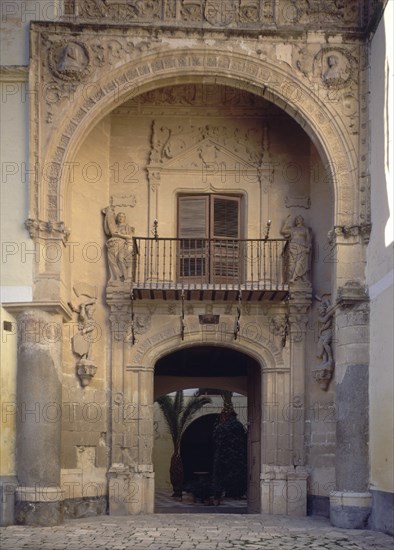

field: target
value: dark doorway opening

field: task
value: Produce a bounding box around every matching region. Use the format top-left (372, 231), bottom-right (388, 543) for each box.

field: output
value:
top-left (181, 413), bottom-right (219, 491)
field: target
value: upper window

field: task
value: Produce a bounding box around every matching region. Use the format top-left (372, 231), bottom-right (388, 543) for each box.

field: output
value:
top-left (177, 194), bottom-right (242, 284)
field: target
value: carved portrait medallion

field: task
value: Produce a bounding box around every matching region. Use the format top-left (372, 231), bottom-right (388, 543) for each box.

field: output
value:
top-left (314, 47), bottom-right (356, 89)
top-left (49, 41), bottom-right (91, 81)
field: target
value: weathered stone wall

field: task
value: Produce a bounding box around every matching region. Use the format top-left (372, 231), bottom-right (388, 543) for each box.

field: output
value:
top-left (1, 0), bottom-right (390, 530)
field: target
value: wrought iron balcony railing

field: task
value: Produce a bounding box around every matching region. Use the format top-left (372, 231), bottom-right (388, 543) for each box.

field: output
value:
top-left (131, 237), bottom-right (289, 301)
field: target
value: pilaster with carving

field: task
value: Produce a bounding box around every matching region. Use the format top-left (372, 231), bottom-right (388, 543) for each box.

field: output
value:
top-left (107, 301), bottom-right (154, 514)
top-left (287, 295), bottom-right (311, 468)
top-left (24, 218), bottom-right (71, 302)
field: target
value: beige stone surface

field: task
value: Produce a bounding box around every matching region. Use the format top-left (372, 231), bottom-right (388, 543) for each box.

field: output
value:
top-left (1, 0), bottom-right (391, 530)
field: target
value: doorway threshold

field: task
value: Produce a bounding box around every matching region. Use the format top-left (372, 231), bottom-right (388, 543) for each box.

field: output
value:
top-left (155, 490), bottom-right (248, 514)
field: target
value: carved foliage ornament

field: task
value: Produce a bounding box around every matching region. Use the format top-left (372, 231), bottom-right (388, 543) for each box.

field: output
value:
top-left (288, 0), bottom-right (359, 25)
top-left (78, 0), bottom-right (161, 20)
top-left (73, 0), bottom-right (359, 27)
top-left (25, 218), bottom-right (70, 241)
top-left (149, 121), bottom-right (266, 168)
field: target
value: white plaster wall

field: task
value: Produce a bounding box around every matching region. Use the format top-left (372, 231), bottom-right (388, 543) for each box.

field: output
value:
top-left (368, 1), bottom-right (394, 494)
top-left (0, 79), bottom-right (33, 302)
top-left (0, 1), bottom-right (62, 66)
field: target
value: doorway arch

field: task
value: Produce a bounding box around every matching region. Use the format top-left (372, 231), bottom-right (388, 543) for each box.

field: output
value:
top-left (154, 344), bottom-right (261, 513)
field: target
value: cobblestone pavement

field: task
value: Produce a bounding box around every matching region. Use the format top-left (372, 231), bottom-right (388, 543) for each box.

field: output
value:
top-left (1, 514), bottom-right (393, 550)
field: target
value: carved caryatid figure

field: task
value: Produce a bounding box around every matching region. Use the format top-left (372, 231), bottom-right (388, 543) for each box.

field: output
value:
top-left (102, 207), bottom-right (135, 282)
top-left (281, 215), bottom-right (312, 283)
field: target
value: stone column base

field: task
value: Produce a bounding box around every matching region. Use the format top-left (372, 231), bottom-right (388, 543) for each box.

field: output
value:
top-left (15, 486), bottom-right (63, 526)
top-left (330, 491), bottom-right (372, 529)
top-left (0, 476), bottom-right (18, 526)
top-left (261, 465), bottom-right (308, 516)
top-left (108, 464), bottom-right (154, 515)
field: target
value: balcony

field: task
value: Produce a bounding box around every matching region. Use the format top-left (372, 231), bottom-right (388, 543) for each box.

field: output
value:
top-left (132, 237), bottom-right (289, 302)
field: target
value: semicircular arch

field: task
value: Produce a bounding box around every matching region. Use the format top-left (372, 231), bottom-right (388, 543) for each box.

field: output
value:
top-left (39, 46), bottom-right (358, 228)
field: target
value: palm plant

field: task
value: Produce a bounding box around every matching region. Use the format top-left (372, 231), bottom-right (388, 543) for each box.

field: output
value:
top-left (156, 390), bottom-right (211, 498)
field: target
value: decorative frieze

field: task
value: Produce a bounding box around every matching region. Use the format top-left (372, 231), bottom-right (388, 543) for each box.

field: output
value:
top-left (70, 0), bottom-right (368, 31)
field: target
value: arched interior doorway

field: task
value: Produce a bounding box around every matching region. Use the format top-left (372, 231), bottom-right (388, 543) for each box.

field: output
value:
top-left (181, 413), bottom-right (219, 490)
top-left (154, 346), bottom-right (261, 513)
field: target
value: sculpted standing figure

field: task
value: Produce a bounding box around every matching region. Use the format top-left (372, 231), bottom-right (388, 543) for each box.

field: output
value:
top-left (314, 296), bottom-right (336, 390)
top-left (316, 298), bottom-right (335, 365)
top-left (281, 215), bottom-right (312, 283)
top-left (102, 207), bottom-right (135, 282)
top-left (69, 291), bottom-right (98, 387)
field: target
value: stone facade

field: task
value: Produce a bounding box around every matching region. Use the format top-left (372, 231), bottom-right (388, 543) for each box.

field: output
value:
top-left (0, 0), bottom-right (392, 535)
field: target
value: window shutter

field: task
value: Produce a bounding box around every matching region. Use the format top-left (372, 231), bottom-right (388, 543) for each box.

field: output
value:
top-left (212, 196), bottom-right (240, 239)
top-left (178, 196), bottom-right (209, 238)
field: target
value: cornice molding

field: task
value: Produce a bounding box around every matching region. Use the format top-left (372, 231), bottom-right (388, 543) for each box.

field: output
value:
top-left (0, 66), bottom-right (28, 82)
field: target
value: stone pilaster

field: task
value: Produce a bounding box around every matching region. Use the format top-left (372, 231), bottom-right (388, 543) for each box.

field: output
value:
top-left (261, 285), bottom-right (311, 517)
top-left (12, 307), bottom-right (65, 525)
top-left (107, 303), bottom-right (154, 515)
top-left (288, 288), bottom-right (311, 468)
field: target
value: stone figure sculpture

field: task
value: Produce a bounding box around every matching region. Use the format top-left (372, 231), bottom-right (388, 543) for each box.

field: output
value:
top-left (313, 296), bottom-right (336, 390)
top-left (69, 284), bottom-right (98, 387)
top-left (102, 206), bottom-right (135, 282)
top-left (281, 215), bottom-right (312, 284)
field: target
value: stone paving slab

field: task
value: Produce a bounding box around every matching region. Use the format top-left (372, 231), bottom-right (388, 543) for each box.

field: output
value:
top-left (0, 514), bottom-right (393, 550)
